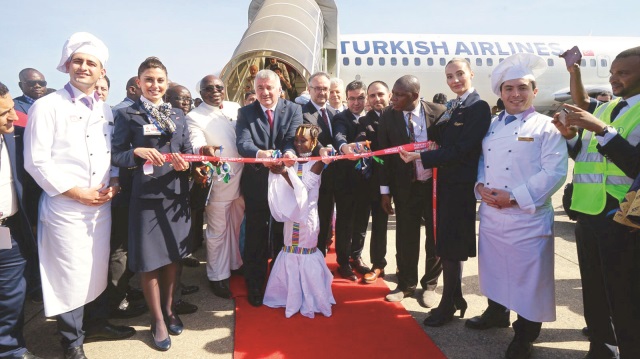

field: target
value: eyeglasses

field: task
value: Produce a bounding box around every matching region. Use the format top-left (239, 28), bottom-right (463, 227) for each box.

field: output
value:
top-left (201, 85), bottom-right (224, 93)
top-left (347, 96), bottom-right (366, 102)
top-left (173, 97), bottom-right (193, 103)
top-left (24, 80), bottom-right (47, 87)
top-left (310, 86), bottom-right (329, 92)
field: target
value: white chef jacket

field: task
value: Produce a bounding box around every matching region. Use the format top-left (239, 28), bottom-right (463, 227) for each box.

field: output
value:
top-left (24, 84), bottom-right (114, 316)
top-left (187, 100), bottom-right (243, 202)
top-left (475, 110), bottom-right (568, 322)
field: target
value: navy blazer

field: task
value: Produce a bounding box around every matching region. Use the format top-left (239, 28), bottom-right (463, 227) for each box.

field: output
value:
top-left (2, 127), bottom-right (39, 256)
top-left (420, 91), bottom-right (491, 184)
top-left (301, 101), bottom-right (336, 148)
top-left (111, 101), bottom-right (192, 200)
top-left (236, 98), bottom-right (302, 206)
top-left (12, 96), bottom-right (32, 115)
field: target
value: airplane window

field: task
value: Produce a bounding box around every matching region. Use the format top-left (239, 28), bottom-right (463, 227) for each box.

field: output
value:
top-left (414, 58), bottom-right (421, 66)
top-left (590, 59), bottom-right (596, 67)
top-left (427, 58), bottom-right (434, 66)
top-left (499, 58), bottom-right (504, 63)
top-left (391, 57), bottom-right (397, 66)
top-left (465, 58), bottom-right (471, 64)
top-left (601, 59), bottom-right (608, 67)
top-left (355, 57), bottom-right (362, 66)
top-left (580, 59), bottom-right (586, 67)
top-left (379, 57), bottom-right (385, 66)
top-left (487, 58), bottom-right (493, 66)
top-left (343, 57), bottom-right (349, 66)
top-left (476, 58), bottom-right (482, 66)
top-left (402, 57), bottom-right (409, 66)
top-left (440, 58), bottom-right (446, 66)
top-left (367, 57), bottom-right (373, 66)
top-left (547, 59), bottom-right (554, 66)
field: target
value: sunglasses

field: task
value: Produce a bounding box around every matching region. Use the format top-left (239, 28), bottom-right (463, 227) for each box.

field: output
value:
top-left (201, 85), bottom-right (224, 93)
top-left (25, 80), bottom-right (47, 87)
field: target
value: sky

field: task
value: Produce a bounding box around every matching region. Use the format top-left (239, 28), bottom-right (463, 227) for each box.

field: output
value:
top-left (1, 0), bottom-right (639, 105)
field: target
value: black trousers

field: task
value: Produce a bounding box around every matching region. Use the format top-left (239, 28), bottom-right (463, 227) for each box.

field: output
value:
top-left (243, 206), bottom-right (283, 293)
top-left (58, 290), bottom-right (108, 349)
top-left (316, 164), bottom-right (335, 255)
top-left (106, 205), bottom-right (133, 310)
top-left (334, 188), bottom-right (368, 267)
top-left (487, 299), bottom-right (542, 342)
top-left (394, 179), bottom-right (442, 291)
top-left (576, 194), bottom-right (640, 358)
top-left (365, 193), bottom-right (389, 270)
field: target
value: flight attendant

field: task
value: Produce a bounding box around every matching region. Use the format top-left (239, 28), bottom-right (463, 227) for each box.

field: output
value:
top-left (399, 58), bottom-right (491, 326)
top-left (112, 57), bottom-right (193, 351)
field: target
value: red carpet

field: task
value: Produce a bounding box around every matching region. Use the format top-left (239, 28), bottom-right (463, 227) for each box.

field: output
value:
top-left (231, 245), bottom-right (446, 359)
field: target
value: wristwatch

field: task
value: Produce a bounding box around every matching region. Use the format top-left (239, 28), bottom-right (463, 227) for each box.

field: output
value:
top-left (509, 193), bottom-right (517, 206)
top-left (597, 125), bottom-right (614, 137)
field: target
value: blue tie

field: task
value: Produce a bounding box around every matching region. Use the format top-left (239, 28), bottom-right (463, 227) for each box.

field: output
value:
top-left (504, 115), bottom-right (517, 125)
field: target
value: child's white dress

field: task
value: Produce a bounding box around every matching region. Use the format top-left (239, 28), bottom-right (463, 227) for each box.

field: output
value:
top-left (263, 161), bottom-right (335, 318)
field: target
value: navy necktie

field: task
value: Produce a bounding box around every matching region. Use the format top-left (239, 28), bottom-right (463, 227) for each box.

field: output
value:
top-left (504, 115), bottom-right (517, 125)
top-left (610, 100), bottom-right (628, 121)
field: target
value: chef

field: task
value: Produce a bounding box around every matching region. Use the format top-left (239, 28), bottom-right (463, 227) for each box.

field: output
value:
top-left (466, 53), bottom-right (568, 359)
top-left (24, 32), bottom-right (134, 359)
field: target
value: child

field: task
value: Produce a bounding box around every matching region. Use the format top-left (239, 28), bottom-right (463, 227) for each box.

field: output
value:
top-left (263, 124), bottom-right (336, 318)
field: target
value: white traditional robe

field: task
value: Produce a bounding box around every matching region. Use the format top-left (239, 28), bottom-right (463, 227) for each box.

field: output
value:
top-left (24, 84), bottom-right (114, 316)
top-left (475, 111), bottom-right (568, 322)
top-left (264, 161), bottom-right (335, 318)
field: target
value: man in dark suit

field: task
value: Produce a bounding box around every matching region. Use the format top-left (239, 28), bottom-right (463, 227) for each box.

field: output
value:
top-left (13, 68), bottom-right (47, 116)
top-left (332, 80), bottom-right (372, 281)
top-left (0, 82), bottom-right (42, 358)
top-left (357, 81), bottom-right (391, 284)
top-left (378, 75), bottom-right (445, 303)
top-left (302, 72), bottom-right (336, 255)
top-left (236, 69), bottom-right (302, 307)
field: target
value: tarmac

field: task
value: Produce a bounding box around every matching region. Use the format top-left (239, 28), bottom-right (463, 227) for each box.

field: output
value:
top-left (22, 166), bottom-right (593, 358)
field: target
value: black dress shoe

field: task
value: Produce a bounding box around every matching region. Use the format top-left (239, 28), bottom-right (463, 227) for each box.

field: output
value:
top-left (581, 326), bottom-right (589, 337)
top-left (337, 264), bottom-right (357, 281)
top-left (351, 257), bottom-right (371, 275)
top-left (150, 324), bottom-right (171, 351)
top-left (423, 307), bottom-right (454, 327)
top-left (210, 280), bottom-right (232, 299)
top-left (182, 253), bottom-right (200, 267)
top-left (22, 351), bottom-right (43, 359)
top-left (505, 337), bottom-right (532, 359)
top-left (64, 345), bottom-right (87, 359)
top-left (181, 284), bottom-right (200, 296)
top-left (465, 307), bottom-right (510, 330)
top-left (110, 302), bottom-right (148, 319)
top-left (165, 314), bottom-right (184, 335)
top-left (247, 287), bottom-right (263, 307)
top-left (84, 322), bottom-right (136, 342)
top-left (174, 299), bottom-right (198, 315)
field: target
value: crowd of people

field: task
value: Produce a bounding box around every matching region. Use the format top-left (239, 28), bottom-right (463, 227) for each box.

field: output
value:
top-left (1, 30), bottom-right (640, 359)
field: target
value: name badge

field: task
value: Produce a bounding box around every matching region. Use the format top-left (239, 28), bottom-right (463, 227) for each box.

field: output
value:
top-left (143, 124), bottom-right (162, 136)
top-left (0, 227), bottom-right (11, 250)
top-left (517, 137), bottom-right (534, 142)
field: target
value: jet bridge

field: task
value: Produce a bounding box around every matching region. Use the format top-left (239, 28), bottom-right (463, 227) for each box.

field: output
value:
top-left (220, 0), bottom-right (338, 104)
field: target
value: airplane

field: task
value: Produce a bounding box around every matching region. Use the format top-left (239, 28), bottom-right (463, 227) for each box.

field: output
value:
top-left (220, 0), bottom-right (635, 113)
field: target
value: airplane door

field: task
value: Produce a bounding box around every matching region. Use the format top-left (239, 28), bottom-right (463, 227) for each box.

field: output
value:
top-left (220, 0), bottom-right (337, 104)
top-left (596, 55), bottom-right (610, 78)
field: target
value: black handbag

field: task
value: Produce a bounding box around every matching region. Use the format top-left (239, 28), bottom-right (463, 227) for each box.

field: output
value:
top-left (562, 182), bottom-right (578, 221)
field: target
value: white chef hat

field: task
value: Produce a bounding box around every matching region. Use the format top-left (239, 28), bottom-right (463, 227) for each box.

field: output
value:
top-left (490, 53), bottom-right (547, 96)
top-left (56, 32), bottom-right (109, 73)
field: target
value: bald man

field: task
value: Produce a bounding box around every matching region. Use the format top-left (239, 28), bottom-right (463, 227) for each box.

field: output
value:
top-left (112, 76), bottom-right (141, 111)
top-left (187, 75), bottom-right (244, 298)
top-left (165, 85), bottom-right (193, 114)
top-left (378, 75), bottom-right (445, 303)
top-left (14, 68), bottom-right (47, 115)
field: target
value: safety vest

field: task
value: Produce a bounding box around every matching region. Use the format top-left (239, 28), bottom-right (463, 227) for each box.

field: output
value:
top-left (571, 99), bottom-right (640, 215)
